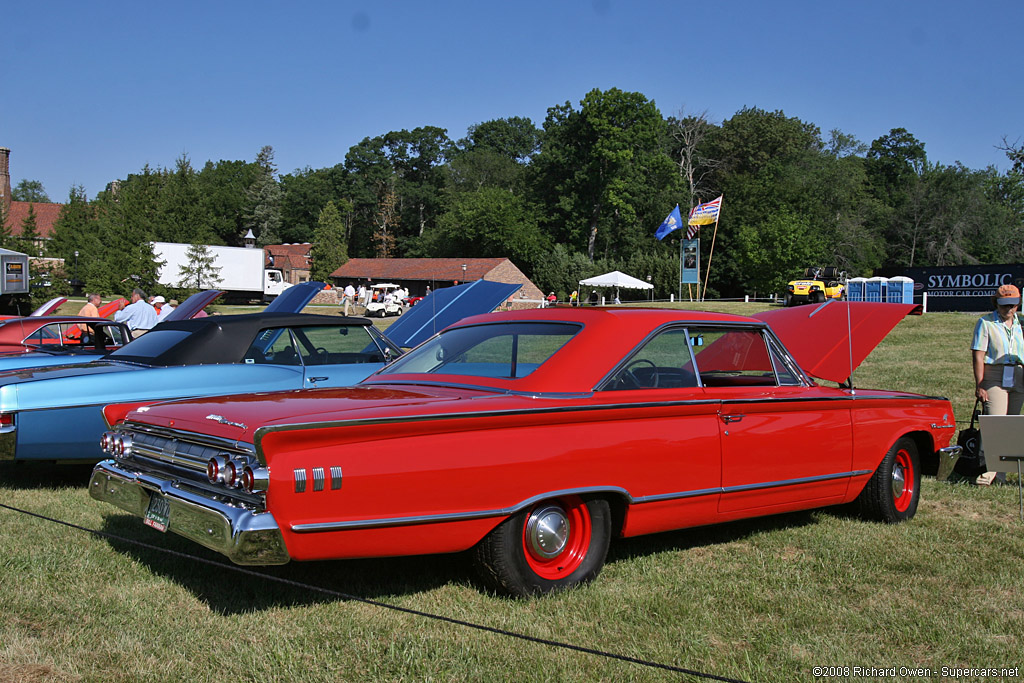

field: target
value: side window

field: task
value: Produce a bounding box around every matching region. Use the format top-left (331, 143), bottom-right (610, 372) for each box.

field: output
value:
top-left (603, 328), bottom-right (698, 390)
top-left (690, 328), bottom-right (778, 387)
top-left (244, 328), bottom-right (301, 365)
top-left (291, 325), bottom-right (388, 365)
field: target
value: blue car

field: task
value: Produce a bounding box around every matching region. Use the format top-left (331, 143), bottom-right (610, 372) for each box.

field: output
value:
top-left (0, 279), bottom-right (521, 464)
top-left (0, 312), bottom-right (404, 462)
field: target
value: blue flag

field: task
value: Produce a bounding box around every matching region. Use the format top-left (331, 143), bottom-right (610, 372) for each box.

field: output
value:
top-left (655, 205), bottom-right (683, 241)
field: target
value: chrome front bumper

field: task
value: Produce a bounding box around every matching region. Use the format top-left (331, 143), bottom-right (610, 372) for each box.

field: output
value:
top-left (936, 444), bottom-right (963, 482)
top-left (89, 459), bottom-right (290, 565)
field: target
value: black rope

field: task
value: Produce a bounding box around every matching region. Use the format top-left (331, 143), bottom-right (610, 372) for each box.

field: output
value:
top-left (0, 500), bottom-right (750, 683)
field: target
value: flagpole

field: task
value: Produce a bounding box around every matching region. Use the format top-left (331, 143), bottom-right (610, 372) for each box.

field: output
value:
top-left (701, 198), bottom-right (723, 302)
top-left (678, 236), bottom-right (683, 301)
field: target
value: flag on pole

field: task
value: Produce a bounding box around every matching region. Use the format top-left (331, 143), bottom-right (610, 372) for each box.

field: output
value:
top-left (686, 195), bottom-right (722, 239)
top-left (655, 205), bottom-right (684, 241)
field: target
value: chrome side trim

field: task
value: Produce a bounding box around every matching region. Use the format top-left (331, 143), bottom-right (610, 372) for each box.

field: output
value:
top-left (290, 469), bottom-right (872, 534)
top-left (312, 467), bottom-right (325, 492)
top-left (294, 468), bottom-right (307, 493)
top-left (330, 466), bottom-right (343, 490)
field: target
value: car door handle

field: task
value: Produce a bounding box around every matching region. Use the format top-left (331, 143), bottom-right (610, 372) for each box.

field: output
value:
top-left (307, 376), bottom-right (329, 382)
top-left (721, 414), bottom-right (744, 424)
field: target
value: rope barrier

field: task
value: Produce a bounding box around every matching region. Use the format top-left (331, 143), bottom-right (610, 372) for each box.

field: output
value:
top-left (0, 500), bottom-right (750, 683)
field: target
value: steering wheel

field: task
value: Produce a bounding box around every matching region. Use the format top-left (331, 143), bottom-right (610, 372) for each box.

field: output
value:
top-left (314, 347), bottom-right (330, 364)
top-left (621, 358), bottom-right (658, 389)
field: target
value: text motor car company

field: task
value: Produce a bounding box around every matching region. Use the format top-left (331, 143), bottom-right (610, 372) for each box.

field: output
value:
top-left (90, 303), bottom-right (959, 596)
top-left (884, 264), bottom-right (1024, 312)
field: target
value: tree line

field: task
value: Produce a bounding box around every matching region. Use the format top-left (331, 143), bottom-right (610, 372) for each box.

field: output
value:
top-left (12, 87), bottom-right (1024, 301)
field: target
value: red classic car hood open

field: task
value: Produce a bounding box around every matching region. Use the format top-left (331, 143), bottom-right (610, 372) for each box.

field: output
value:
top-left (124, 384), bottom-right (483, 441)
top-left (755, 301), bottom-right (921, 384)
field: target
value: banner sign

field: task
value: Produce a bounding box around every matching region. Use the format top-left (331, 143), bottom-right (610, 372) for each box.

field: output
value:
top-left (882, 265), bottom-right (1024, 312)
top-left (681, 239), bottom-right (700, 284)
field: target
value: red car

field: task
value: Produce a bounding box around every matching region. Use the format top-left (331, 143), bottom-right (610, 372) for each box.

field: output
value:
top-left (0, 315), bottom-right (132, 355)
top-left (90, 303), bottom-right (960, 596)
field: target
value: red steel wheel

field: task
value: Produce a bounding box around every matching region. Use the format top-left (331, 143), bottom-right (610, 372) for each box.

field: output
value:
top-left (474, 495), bottom-right (611, 596)
top-left (857, 436), bottom-right (920, 523)
top-left (891, 445), bottom-right (916, 513)
top-left (521, 497), bottom-right (592, 581)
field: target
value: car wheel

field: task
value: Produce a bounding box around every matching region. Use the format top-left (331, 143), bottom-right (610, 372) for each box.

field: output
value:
top-left (378, 309), bottom-right (387, 318)
top-left (474, 495), bottom-right (611, 597)
top-left (784, 293), bottom-right (793, 307)
top-left (857, 436), bottom-right (919, 523)
top-left (396, 307), bottom-right (403, 316)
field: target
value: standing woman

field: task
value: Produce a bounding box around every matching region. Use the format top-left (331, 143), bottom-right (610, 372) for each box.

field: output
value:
top-left (971, 283), bottom-right (1024, 484)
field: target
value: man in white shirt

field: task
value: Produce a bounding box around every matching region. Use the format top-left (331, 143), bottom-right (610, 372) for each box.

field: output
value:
top-left (114, 288), bottom-right (159, 332)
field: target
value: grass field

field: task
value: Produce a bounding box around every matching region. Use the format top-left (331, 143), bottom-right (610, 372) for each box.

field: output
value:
top-left (2, 301), bottom-right (1022, 682)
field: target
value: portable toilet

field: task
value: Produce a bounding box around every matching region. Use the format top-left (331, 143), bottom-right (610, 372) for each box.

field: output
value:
top-left (846, 277), bottom-right (866, 302)
top-left (864, 277), bottom-right (884, 302)
top-left (888, 276), bottom-right (914, 304)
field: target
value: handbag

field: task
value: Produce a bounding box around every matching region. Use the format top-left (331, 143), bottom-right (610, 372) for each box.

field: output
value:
top-left (954, 398), bottom-right (986, 477)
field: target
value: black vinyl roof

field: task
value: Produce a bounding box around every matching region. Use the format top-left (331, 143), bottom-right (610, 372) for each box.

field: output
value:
top-left (106, 312), bottom-right (373, 367)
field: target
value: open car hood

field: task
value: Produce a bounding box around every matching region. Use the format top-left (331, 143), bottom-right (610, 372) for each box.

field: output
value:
top-left (162, 290), bottom-right (224, 322)
top-left (755, 300), bottom-right (921, 384)
top-left (29, 297), bottom-right (68, 316)
top-left (263, 281), bottom-right (325, 313)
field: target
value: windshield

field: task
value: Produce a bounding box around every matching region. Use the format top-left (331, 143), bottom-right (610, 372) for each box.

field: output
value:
top-left (379, 322), bottom-right (579, 379)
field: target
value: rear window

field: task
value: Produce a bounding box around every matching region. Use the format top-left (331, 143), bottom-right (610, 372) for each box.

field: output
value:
top-left (379, 322), bottom-right (579, 379)
top-left (107, 329), bottom-right (192, 361)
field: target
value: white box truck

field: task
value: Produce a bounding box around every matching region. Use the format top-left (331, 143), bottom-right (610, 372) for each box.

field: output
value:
top-left (153, 242), bottom-right (291, 303)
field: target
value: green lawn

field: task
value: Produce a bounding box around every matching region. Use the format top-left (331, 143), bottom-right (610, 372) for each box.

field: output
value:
top-left (3, 302), bottom-right (1021, 682)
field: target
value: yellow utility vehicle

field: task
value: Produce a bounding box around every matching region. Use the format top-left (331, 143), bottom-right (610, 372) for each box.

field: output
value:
top-left (784, 267), bottom-right (845, 306)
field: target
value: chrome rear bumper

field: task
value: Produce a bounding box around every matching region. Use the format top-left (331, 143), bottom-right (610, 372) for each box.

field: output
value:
top-left (89, 459), bottom-right (290, 565)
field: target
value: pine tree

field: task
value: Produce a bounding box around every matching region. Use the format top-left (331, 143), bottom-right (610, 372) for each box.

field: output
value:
top-left (19, 204), bottom-right (41, 255)
top-left (177, 243), bottom-right (223, 292)
top-left (244, 146), bottom-right (283, 247)
top-left (310, 200), bottom-right (350, 282)
top-left (373, 181), bottom-right (398, 258)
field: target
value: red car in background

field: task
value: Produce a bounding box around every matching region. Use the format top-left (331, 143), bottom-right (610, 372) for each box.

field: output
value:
top-left (92, 302), bottom-right (960, 596)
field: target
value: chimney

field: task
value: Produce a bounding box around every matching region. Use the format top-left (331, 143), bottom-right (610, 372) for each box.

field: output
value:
top-left (0, 147), bottom-right (10, 212)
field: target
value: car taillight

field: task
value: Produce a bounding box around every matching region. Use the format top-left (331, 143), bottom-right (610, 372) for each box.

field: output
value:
top-left (241, 466), bottom-right (269, 493)
top-left (223, 459), bottom-right (242, 488)
top-left (207, 455), bottom-right (228, 484)
top-left (0, 413), bottom-right (13, 429)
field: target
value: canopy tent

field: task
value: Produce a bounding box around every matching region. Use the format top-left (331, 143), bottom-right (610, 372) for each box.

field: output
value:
top-left (578, 271), bottom-right (653, 290)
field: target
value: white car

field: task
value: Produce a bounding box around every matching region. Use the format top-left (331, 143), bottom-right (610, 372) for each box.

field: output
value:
top-left (365, 283), bottom-right (405, 318)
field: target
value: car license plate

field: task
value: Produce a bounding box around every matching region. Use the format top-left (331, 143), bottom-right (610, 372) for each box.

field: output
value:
top-left (144, 494), bottom-right (170, 532)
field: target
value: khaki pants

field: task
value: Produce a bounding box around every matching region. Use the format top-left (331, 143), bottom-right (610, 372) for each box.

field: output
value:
top-left (977, 364), bottom-right (1023, 484)
top-left (980, 364), bottom-right (1024, 417)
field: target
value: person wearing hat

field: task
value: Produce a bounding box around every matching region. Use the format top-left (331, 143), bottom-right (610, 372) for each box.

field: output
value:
top-left (971, 283), bottom-right (1024, 484)
top-left (153, 295), bottom-right (173, 322)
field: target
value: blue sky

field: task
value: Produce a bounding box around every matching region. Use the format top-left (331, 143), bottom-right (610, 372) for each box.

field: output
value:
top-left (3, 1), bottom-right (1021, 200)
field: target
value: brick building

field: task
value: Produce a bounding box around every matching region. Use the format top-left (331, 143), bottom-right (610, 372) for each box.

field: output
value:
top-left (264, 243), bottom-right (312, 285)
top-left (1, 147), bottom-right (62, 255)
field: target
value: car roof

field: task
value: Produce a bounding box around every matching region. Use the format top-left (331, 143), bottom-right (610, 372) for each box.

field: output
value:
top-left (108, 312), bottom-right (373, 366)
top-left (370, 306), bottom-right (769, 394)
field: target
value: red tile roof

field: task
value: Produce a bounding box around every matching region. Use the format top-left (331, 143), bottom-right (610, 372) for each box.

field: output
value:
top-left (331, 258), bottom-right (508, 282)
top-left (4, 201), bottom-right (63, 238)
top-left (264, 243), bottom-right (312, 271)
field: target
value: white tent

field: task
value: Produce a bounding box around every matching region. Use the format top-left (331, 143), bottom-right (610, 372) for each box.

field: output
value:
top-left (578, 270), bottom-right (653, 290)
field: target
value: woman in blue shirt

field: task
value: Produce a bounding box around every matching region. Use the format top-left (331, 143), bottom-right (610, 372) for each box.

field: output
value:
top-left (971, 283), bottom-right (1023, 484)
